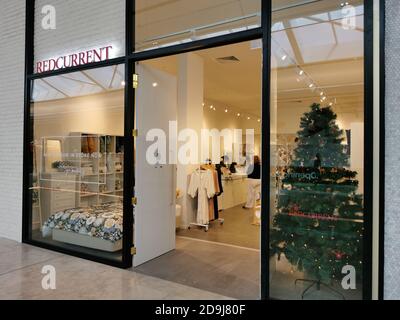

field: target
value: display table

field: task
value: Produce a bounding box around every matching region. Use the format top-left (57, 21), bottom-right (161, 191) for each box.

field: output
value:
top-left (218, 174), bottom-right (248, 210)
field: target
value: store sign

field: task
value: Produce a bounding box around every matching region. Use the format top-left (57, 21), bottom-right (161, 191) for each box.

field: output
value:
top-left (36, 45), bottom-right (113, 73)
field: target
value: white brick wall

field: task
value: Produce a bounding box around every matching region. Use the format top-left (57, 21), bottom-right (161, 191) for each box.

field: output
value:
top-left (34, 0), bottom-right (125, 68)
top-left (384, 0), bottom-right (400, 300)
top-left (0, 0), bottom-right (25, 241)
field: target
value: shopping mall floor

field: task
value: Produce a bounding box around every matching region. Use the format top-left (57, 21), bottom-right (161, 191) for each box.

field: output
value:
top-left (136, 237), bottom-right (261, 300)
top-left (0, 237), bottom-right (231, 300)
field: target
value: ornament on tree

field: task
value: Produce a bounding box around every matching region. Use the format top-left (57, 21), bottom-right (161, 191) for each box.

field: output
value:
top-left (333, 250), bottom-right (345, 260)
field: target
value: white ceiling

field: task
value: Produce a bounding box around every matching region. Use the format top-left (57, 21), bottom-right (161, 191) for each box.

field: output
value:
top-left (135, 0), bottom-right (261, 50)
top-left (32, 64), bottom-right (125, 102)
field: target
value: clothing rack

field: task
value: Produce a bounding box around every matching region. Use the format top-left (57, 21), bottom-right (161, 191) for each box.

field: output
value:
top-left (188, 221), bottom-right (211, 232)
top-left (189, 219), bottom-right (224, 232)
top-left (188, 164), bottom-right (224, 232)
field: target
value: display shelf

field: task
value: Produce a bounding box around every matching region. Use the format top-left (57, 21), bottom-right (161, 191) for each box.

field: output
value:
top-left (40, 132), bottom-right (124, 211)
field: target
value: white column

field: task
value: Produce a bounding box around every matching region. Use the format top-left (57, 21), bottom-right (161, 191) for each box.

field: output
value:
top-left (176, 53), bottom-right (204, 228)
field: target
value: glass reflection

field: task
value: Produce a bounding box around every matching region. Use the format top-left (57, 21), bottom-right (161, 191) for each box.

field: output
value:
top-left (269, 0), bottom-right (364, 300)
top-left (29, 65), bottom-right (125, 262)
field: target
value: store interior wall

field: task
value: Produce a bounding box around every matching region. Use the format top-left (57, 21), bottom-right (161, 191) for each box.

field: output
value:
top-left (33, 91), bottom-right (125, 139)
top-left (0, 0), bottom-right (25, 242)
top-left (384, 0), bottom-right (400, 300)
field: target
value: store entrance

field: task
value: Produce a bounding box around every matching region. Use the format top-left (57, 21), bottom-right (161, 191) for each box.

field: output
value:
top-left (133, 41), bottom-right (263, 299)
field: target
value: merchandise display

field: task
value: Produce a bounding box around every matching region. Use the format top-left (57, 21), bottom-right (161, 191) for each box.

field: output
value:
top-left (35, 132), bottom-right (125, 253)
top-left (188, 169), bottom-right (215, 225)
top-left (188, 164), bottom-right (224, 229)
top-left (42, 202), bottom-right (123, 249)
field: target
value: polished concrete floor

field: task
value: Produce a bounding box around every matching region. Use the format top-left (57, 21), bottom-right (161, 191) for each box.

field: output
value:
top-left (136, 237), bottom-right (260, 300)
top-left (177, 205), bottom-right (260, 250)
top-left (0, 237), bottom-right (231, 300)
top-left (269, 255), bottom-right (363, 300)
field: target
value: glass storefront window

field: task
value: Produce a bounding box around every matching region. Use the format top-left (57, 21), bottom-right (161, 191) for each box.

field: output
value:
top-left (269, 0), bottom-right (365, 300)
top-left (29, 64), bottom-right (125, 262)
top-left (134, 0), bottom-right (261, 52)
top-left (34, 0), bottom-right (125, 73)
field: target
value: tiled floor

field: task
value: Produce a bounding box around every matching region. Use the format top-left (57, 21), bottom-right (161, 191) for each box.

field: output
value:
top-left (136, 237), bottom-right (260, 300)
top-left (0, 238), bottom-right (231, 300)
top-left (177, 205), bottom-right (260, 249)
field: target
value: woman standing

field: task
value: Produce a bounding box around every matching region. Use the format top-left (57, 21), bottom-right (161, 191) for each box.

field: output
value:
top-left (243, 155), bottom-right (261, 209)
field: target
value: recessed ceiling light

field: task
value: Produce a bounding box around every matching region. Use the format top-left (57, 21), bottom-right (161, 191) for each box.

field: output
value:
top-left (247, 117), bottom-right (251, 120)
top-left (152, 82), bottom-right (158, 87)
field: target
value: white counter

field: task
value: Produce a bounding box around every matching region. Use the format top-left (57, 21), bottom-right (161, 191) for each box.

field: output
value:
top-left (218, 174), bottom-right (248, 210)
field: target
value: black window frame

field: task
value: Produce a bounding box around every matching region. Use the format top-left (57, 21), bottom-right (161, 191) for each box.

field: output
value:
top-left (22, 0), bottom-right (384, 300)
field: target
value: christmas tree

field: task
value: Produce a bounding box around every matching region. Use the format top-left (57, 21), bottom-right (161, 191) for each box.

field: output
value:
top-left (270, 103), bottom-right (364, 283)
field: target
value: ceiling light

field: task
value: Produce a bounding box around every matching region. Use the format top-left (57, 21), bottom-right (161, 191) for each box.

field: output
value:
top-left (258, 119), bottom-right (261, 122)
top-left (202, 103), bottom-right (205, 107)
top-left (210, 105), bottom-right (214, 109)
top-left (121, 81), bottom-right (126, 87)
top-left (320, 92), bottom-right (324, 96)
top-left (152, 82), bottom-right (158, 87)
top-left (281, 55), bottom-right (287, 61)
top-left (299, 70), bottom-right (304, 76)
top-left (225, 109), bottom-right (228, 113)
top-left (322, 96), bottom-right (327, 101)
top-left (237, 113), bottom-right (241, 117)
top-left (309, 83), bottom-right (314, 88)
top-left (213, 107), bottom-right (216, 111)
top-left (247, 117), bottom-right (251, 120)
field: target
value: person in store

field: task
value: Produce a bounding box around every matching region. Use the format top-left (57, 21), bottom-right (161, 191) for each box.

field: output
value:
top-left (243, 155), bottom-right (261, 209)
